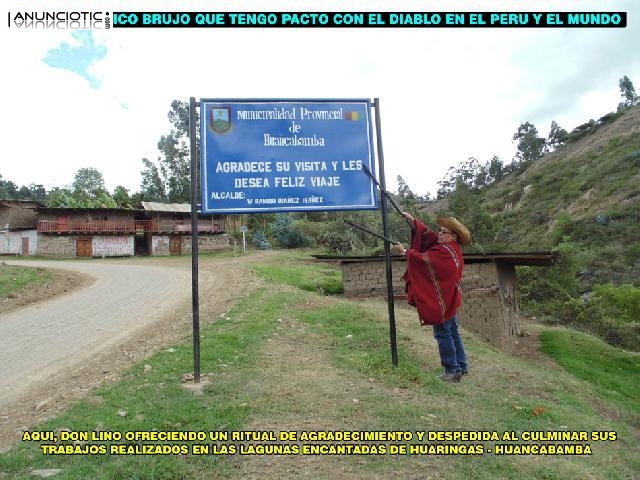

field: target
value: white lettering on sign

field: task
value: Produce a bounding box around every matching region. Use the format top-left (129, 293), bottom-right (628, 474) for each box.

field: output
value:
top-left (263, 133), bottom-right (326, 147)
top-left (342, 160), bottom-right (362, 170)
top-left (310, 176), bottom-right (340, 187)
top-left (294, 161), bottom-right (327, 171)
top-left (216, 162), bottom-right (272, 173)
top-left (234, 178), bottom-right (270, 188)
top-left (298, 107), bottom-right (344, 120)
top-left (211, 192), bottom-right (245, 200)
top-left (236, 108), bottom-right (296, 120)
top-left (275, 177), bottom-right (305, 188)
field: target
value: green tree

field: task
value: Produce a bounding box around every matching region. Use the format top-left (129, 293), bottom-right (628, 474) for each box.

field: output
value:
top-left (0, 176), bottom-right (47, 201)
top-left (436, 156), bottom-right (492, 198)
top-left (618, 75), bottom-right (638, 111)
top-left (112, 185), bottom-right (132, 208)
top-left (396, 175), bottom-right (416, 200)
top-left (73, 167), bottom-right (107, 200)
top-left (140, 158), bottom-right (166, 202)
top-left (93, 191), bottom-right (117, 208)
top-left (546, 120), bottom-right (568, 152)
top-left (512, 122), bottom-right (545, 163)
top-left (140, 100), bottom-right (195, 203)
top-left (71, 167), bottom-right (115, 207)
top-left (27, 184), bottom-right (47, 201)
top-left (0, 175), bottom-right (19, 199)
top-left (47, 187), bottom-right (77, 207)
top-left (447, 180), bottom-right (496, 249)
top-left (396, 175), bottom-right (417, 210)
top-left (247, 213), bottom-right (276, 234)
top-left (487, 155), bottom-right (504, 183)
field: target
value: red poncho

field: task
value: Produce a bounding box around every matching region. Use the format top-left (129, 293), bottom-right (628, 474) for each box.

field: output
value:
top-left (402, 219), bottom-right (464, 325)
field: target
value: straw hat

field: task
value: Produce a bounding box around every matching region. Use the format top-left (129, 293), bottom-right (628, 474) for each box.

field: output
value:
top-left (437, 217), bottom-right (472, 246)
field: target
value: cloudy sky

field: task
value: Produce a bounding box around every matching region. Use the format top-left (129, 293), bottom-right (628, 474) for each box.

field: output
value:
top-left (2, 0), bottom-right (639, 197)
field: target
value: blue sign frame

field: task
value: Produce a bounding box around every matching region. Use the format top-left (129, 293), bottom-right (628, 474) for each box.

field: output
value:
top-left (200, 98), bottom-right (378, 213)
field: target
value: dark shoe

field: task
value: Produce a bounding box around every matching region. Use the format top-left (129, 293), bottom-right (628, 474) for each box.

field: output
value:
top-left (437, 372), bottom-right (462, 383)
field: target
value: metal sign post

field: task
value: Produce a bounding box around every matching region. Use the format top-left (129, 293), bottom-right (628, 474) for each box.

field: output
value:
top-left (189, 97), bottom-right (201, 383)
top-left (190, 97), bottom-right (399, 381)
top-left (373, 98), bottom-right (398, 367)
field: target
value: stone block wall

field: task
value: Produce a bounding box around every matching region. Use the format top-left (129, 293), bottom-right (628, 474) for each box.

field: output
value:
top-left (340, 258), bottom-right (407, 298)
top-left (181, 234), bottom-right (231, 253)
top-left (340, 258), bottom-right (520, 352)
top-left (458, 263), bottom-right (520, 352)
top-left (36, 235), bottom-right (76, 257)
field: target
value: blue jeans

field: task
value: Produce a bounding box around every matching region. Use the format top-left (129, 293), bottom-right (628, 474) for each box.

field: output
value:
top-left (433, 314), bottom-right (468, 374)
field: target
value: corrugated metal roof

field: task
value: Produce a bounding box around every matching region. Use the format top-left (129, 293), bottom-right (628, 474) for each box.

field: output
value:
top-left (0, 199), bottom-right (45, 209)
top-left (140, 202), bottom-right (191, 213)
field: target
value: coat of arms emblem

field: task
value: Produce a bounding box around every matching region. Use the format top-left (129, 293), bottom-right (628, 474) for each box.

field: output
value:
top-left (210, 107), bottom-right (231, 133)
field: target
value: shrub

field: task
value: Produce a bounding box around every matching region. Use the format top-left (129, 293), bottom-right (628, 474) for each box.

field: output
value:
top-left (591, 283), bottom-right (640, 325)
top-left (271, 214), bottom-right (313, 249)
top-left (252, 231), bottom-right (272, 250)
top-left (319, 230), bottom-right (363, 255)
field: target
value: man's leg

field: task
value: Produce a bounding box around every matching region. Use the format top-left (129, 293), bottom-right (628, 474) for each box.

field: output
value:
top-left (450, 314), bottom-right (468, 374)
top-left (433, 318), bottom-right (461, 375)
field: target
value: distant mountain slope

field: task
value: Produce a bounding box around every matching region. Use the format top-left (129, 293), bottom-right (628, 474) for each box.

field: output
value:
top-left (485, 105), bottom-right (640, 220)
top-left (427, 105), bottom-right (640, 287)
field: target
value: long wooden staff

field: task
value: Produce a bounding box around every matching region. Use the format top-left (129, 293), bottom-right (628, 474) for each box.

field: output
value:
top-left (361, 164), bottom-right (413, 228)
top-left (345, 220), bottom-right (400, 245)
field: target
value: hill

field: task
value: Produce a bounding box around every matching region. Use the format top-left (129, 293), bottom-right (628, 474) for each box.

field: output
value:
top-left (1, 251), bottom-right (638, 478)
top-left (424, 104), bottom-right (640, 288)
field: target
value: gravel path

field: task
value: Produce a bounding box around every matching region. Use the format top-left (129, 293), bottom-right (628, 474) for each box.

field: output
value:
top-left (0, 254), bottom-right (269, 450)
top-left (0, 260), bottom-right (191, 410)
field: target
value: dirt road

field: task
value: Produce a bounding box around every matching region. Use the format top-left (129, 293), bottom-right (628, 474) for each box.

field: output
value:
top-left (0, 254), bottom-right (265, 450)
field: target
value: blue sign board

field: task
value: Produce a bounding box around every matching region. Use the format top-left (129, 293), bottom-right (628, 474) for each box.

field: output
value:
top-left (200, 99), bottom-right (378, 213)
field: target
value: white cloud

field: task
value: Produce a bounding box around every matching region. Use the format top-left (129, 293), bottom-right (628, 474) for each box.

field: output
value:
top-left (2, 0), bottom-right (639, 197)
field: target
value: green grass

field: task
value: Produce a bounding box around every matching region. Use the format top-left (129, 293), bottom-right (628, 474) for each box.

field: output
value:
top-left (1, 254), bottom-right (639, 479)
top-left (251, 255), bottom-right (343, 294)
top-left (0, 288), bottom-right (288, 479)
top-left (0, 265), bottom-right (51, 298)
top-left (539, 328), bottom-right (640, 416)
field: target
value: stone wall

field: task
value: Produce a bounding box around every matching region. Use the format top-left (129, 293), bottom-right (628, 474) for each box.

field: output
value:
top-left (340, 258), bottom-right (407, 298)
top-left (339, 258), bottom-right (520, 352)
top-left (36, 235), bottom-right (76, 257)
top-left (457, 263), bottom-right (520, 353)
top-left (181, 234), bottom-right (231, 253)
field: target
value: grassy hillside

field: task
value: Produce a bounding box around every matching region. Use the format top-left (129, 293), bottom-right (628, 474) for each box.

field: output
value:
top-left (1, 252), bottom-right (638, 479)
top-left (482, 105), bottom-right (640, 286)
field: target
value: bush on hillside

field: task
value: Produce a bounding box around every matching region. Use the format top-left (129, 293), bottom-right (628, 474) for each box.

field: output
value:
top-left (591, 283), bottom-right (640, 325)
top-left (271, 214), bottom-right (313, 249)
top-left (252, 231), bottom-right (272, 250)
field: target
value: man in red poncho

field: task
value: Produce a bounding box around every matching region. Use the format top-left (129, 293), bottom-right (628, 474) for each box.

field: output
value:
top-left (393, 212), bottom-right (472, 383)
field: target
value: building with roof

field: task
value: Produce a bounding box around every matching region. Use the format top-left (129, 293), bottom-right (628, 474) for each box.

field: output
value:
top-left (0, 200), bottom-right (43, 255)
top-left (0, 201), bottom-right (232, 257)
top-left (315, 252), bottom-right (556, 352)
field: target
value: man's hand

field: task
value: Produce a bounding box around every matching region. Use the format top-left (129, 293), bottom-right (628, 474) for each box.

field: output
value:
top-left (401, 211), bottom-right (415, 223)
top-left (391, 242), bottom-right (406, 256)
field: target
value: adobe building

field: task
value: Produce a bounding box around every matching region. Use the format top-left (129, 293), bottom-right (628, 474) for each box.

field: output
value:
top-left (0, 200), bottom-right (42, 256)
top-left (1, 201), bottom-right (233, 257)
top-left (317, 253), bottom-right (555, 352)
